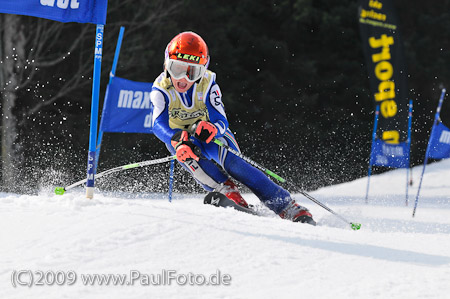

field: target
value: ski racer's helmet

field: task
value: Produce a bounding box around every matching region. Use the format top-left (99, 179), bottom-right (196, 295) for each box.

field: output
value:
top-left (164, 31), bottom-right (210, 83)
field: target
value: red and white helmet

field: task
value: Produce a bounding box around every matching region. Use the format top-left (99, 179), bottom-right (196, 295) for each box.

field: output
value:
top-left (164, 31), bottom-right (210, 83)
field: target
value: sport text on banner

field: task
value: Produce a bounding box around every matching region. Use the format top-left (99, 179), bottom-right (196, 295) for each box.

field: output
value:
top-left (370, 139), bottom-right (410, 168)
top-left (0, 0), bottom-right (108, 24)
top-left (358, 0), bottom-right (409, 154)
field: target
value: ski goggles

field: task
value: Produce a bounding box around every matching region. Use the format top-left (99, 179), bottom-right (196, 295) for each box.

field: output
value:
top-left (166, 59), bottom-right (206, 83)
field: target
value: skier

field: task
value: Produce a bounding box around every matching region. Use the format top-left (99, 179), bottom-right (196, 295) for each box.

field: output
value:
top-left (150, 31), bottom-right (315, 225)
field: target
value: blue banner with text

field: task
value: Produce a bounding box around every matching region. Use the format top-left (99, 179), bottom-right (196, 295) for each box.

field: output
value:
top-left (0, 0), bottom-right (108, 24)
top-left (428, 122), bottom-right (450, 160)
top-left (100, 76), bottom-right (154, 134)
top-left (370, 139), bottom-right (410, 168)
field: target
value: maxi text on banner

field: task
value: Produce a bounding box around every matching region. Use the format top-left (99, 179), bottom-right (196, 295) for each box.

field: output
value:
top-left (0, 0), bottom-right (107, 24)
top-left (100, 76), bottom-right (154, 134)
top-left (358, 0), bottom-right (409, 166)
top-left (428, 122), bottom-right (450, 160)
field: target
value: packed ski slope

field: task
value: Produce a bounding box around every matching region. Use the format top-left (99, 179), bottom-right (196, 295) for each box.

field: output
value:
top-left (1, 160), bottom-right (450, 299)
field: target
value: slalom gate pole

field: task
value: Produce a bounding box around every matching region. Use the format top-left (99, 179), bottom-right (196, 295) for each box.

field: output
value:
top-left (413, 88), bottom-right (446, 217)
top-left (366, 105), bottom-right (380, 203)
top-left (405, 100), bottom-right (413, 206)
top-left (213, 139), bottom-right (361, 230)
top-left (55, 155), bottom-right (176, 195)
top-left (95, 26), bottom-right (125, 172)
top-left (86, 24), bottom-right (104, 199)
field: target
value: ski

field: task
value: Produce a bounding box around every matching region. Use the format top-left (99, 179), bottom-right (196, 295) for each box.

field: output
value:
top-left (204, 192), bottom-right (258, 216)
top-left (204, 192), bottom-right (318, 226)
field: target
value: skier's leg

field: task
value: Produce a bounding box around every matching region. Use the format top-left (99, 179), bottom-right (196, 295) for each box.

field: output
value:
top-left (223, 151), bottom-right (291, 214)
top-left (166, 143), bottom-right (227, 191)
top-left (165, 143), bottom-right (249, 207)
top-left (200, 130), bottom-right (289, 213)
top-left (203, 130), bottom-right (314, 223)
top-left (224, 148), bottom-right (314, 223)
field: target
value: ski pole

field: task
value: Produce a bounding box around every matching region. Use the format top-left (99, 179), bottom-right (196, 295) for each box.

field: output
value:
top-left (55, 155), bottom-right (176, 195)
top-left (213, 138), bottom-right (361, 230)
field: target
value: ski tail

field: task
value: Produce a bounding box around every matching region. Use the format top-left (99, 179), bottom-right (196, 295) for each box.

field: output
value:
top-left (204, 192), bottom-right (258, 215)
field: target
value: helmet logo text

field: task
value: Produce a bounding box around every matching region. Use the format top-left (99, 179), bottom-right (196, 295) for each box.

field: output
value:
top-left (177, 53), bottom-right (201, 63)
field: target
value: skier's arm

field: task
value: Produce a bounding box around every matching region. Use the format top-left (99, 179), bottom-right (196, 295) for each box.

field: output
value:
top-left (150, 89), bottom-right (179, 145)
top-left (205, 83), bottom-right (229, 138)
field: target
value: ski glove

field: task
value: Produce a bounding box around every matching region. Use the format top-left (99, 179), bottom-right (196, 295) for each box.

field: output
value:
top-left (193, 121), bottom-right (218, 143)
top-left (171, 131), bottom-right (200, 162)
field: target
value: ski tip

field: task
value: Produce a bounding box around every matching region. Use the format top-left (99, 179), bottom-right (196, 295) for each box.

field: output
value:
top-left (351, 222), bottom-right (361, 230)
top-left (54, 187), bottom-right (66, 195)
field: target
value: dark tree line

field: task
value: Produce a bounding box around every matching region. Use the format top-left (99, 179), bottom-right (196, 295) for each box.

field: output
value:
top-left (1, 0), bottom-right (450, 193)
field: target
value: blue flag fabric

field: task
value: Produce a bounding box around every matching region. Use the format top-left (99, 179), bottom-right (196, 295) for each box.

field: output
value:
top-left (370, 139), bottom-right (410, 168)
top-left (0, 0), bottom-right (107, 24)
top-left (428, 122), bottom-right (450, 160)
top-left (100, 76), bottom-right (153, 134)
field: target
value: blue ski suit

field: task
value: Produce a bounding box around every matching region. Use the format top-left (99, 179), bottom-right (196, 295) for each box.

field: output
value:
top-left (150, 71), bottom-right (292, 214)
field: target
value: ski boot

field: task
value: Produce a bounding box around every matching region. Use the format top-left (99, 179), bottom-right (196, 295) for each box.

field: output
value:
top-left (215, 179), bottom-right (249, 208)
top-left (279, 200), bottom-right (316, 226)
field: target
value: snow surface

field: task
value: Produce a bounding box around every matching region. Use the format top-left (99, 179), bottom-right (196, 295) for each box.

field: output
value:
top-left (1, 159), bottom-right (450, 299)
